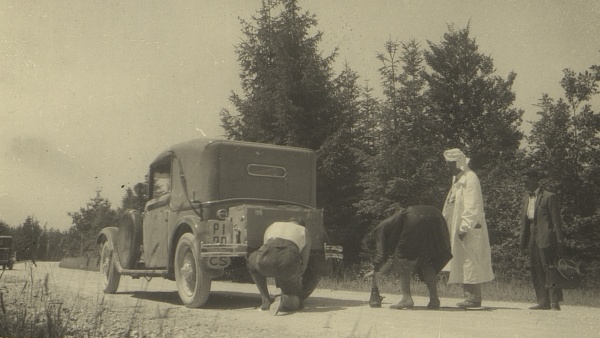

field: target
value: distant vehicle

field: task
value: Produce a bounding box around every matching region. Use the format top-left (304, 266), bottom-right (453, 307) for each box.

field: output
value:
top-left (97, 138), bottom-right (342, 308)
top-left (0, 236), bottom-right (16, 270)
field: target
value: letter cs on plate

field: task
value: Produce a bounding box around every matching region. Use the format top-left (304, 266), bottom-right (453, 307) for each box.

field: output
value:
top-left (206, 220), bottom-right (233, 269)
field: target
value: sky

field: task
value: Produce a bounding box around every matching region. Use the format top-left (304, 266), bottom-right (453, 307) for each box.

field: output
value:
top-left (1, 0), bottom-right (599, 231)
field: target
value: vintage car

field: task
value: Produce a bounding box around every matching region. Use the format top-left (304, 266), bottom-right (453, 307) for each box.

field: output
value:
top-left (97, 138), bottom-right (342, 308)
top-left (0, 236), bottom-right (16, 270)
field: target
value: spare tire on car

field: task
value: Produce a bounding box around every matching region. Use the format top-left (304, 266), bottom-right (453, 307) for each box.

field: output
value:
top-left (115, 210), bottom-right (143, 269)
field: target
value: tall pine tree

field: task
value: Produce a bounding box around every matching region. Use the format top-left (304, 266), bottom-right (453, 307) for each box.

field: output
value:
top-left (220, 0), bottom-right (367, 261)
top-left (422, 24), bottom-right (523, 170)
top-left (220, 0), bottom-right (337, 149)
top-left (357, 39), bottom-right (443, 220)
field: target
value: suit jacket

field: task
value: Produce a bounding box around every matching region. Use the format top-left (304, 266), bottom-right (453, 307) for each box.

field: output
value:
top-left (520, 189), bottom-right (563, 250)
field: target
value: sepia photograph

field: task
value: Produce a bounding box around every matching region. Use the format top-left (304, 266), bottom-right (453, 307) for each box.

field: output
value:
top-left (1, 1), bottom-right (599, 337)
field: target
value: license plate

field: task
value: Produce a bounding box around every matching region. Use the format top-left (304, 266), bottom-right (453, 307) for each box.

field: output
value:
top-left (206, 256), bottom-right (231, 269)
top-left (209, 220), bottom-right (232, 244)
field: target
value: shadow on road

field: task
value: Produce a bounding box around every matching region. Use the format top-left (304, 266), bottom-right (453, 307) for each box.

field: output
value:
top-left (126, 291), bottom-right (183, 306)
top-left (126, 290), bottom-right (268, 310)
top-left (125, 290), bottom-right (368, 313)
top-left (301, 296), bottom-right (366, 313)
top-left (435, 305), bottom-right (521, 311)
top-left (205, 291), bottom-right (261, 309)
top-left (123, 290), bottom-right (523, 313)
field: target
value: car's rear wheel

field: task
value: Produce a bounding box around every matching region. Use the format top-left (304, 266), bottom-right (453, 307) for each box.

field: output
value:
top-left (174, 233), bottom-right (211, 308)
top-left (299, 255), bottom-right (328, 300)
top-left (100, 241), bottom-right (121, 293)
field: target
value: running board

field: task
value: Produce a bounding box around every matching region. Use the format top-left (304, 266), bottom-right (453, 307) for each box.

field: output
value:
top-left (117, 267), bottom-right (168, 278)
top-left (112, 249), bottom-right (169, 277)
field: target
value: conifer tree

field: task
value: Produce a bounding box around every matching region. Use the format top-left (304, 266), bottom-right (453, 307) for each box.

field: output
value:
top-left (423, 24), bottom-right (523, 170)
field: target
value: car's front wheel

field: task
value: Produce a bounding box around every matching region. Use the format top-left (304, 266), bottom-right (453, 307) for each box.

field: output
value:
top-left (100, 241), bottom-right (121, 293)
top-left (174, 233), bottom-right (211, 308)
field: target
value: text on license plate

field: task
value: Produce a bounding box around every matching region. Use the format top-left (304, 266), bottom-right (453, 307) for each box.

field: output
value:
top-left (210, 221), bottom-right (231, 244)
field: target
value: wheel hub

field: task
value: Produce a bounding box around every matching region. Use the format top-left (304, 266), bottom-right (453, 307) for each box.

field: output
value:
top-left (180, 252), bottom-right (196, 293)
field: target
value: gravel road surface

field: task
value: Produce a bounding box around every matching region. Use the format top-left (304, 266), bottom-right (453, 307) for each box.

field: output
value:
top-left (3, 262), bottom-right (599, 337)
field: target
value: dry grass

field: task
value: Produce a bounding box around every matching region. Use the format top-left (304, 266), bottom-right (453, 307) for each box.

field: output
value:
top-left (0, 264), bottom-right (126, 337)
top-left (318, 266), bottom-right (600, 308)
top-left (0, 267), bottom-right (68, 337)
top-left (0, 262), bottom-right (173, 338)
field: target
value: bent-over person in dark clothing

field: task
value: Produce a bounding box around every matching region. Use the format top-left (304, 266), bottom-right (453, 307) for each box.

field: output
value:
top-left (247, 218), bottom-right (310, 315)
top-left (364, 205), bottom-right (452, 309)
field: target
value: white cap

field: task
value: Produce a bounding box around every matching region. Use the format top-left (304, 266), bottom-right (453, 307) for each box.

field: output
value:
top-left (443, 148), bottom-right (470, 171)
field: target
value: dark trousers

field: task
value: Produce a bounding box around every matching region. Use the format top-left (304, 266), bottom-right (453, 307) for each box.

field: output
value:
top-left (529, 238), bottom-right (563, 306)
top-left (247, 238), bottom-right (302, 296)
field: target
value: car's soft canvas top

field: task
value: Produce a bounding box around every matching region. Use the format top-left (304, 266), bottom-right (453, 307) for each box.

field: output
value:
top-left (151, 138), bottom-right (317, 207)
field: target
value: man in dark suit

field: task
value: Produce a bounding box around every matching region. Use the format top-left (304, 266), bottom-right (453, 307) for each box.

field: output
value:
top-left (520, 169), bottom-right (564, 310)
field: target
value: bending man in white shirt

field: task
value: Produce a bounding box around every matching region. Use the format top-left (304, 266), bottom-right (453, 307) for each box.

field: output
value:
top-left (247, 218), bottom-right (311, 314)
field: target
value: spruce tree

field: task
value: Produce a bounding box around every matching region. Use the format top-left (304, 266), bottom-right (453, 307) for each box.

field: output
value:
top-left (422, 24), bottom-right (523, 170)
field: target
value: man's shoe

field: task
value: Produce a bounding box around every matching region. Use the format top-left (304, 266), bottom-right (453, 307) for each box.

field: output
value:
top-left (456, 300), bottom-right (481, 308)
top-left (369, 289), bottom-right (384, 308)
top-left (427, 298), bottom-right (440, 310)
top-left (551, 303), bottom-right (561, 311)
top-left (529, 304), bottom-right (551, 310)
top-left (260, 297), bottom-right (273, 311)
top-left (390, 300), bottom-right (414, 309)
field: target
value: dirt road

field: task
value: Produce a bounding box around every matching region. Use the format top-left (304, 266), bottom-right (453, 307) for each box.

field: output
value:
top-left (5, 262), bottom-right (600, 337)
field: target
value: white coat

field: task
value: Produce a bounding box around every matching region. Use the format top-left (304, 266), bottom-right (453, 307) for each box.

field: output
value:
top-left (442, 168), bottom-right (495, 284)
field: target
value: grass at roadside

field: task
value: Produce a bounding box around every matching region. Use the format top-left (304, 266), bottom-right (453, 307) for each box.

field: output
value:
top-left (0, 263), bottom-right (167, 337)
top-left (317, 265), bottom-right (600, 308)
top-left (59, 256), bottom-right (99, 271)
top-left (0, 267), bottom-right (69, 337)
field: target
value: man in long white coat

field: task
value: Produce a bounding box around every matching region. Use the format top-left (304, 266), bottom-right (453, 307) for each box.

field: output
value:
top-left (442, 148), bottom-right (494, 308)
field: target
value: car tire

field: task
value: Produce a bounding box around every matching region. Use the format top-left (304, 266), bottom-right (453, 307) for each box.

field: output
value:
top-left (299, 255), bottom-right (327, 300)
top-left (174, 233), bottom-right (212, 308)
top-left (100, 241), bottom-right (121, 294)
top-left (116, 210), bottom-right (143, 269)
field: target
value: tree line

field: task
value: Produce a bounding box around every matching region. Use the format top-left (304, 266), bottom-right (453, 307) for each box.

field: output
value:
top-left (1, 0), bottom-right (598, 287)
top-left (0, 185), bottom-right (146, 263)
top-left (219, 0), bottom-right (600, 286)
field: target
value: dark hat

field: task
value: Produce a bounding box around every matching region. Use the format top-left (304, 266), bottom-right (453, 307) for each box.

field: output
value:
top-left (557, 258), bottom-right (581, 279)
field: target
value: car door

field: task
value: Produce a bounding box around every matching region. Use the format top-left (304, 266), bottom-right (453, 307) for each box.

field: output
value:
top-left (142, 155), bottom-right (172, 268)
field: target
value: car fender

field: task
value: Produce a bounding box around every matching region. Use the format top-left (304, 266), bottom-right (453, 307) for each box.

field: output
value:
top-left (169, 215), bottom-right (223, 277)
top-left (170, 215), bottom-right (208, 247)
top-left (97, 227), bottom-right (119, 249)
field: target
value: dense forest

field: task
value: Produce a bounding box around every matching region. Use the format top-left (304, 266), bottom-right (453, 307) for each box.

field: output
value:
top-left (2, 0), bottom-right (599, 287)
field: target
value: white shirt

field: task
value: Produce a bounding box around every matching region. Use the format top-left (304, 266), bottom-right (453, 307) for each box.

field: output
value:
top-left (527, 188), bottom-right (540, 221)
top-left (263, 222), bottom-right (306, 250)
